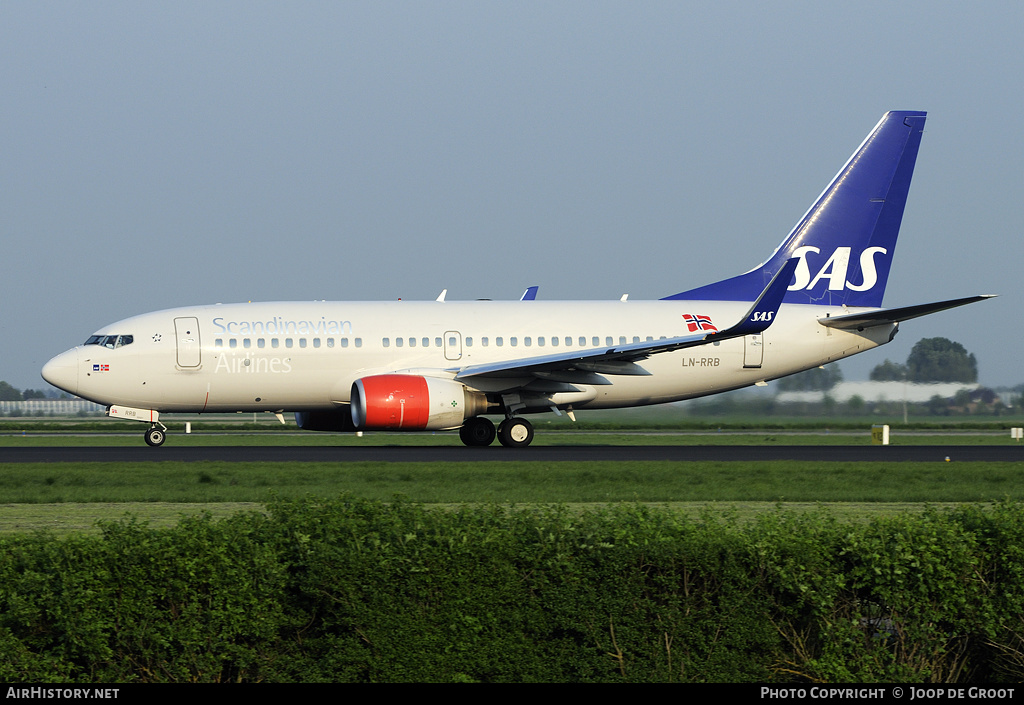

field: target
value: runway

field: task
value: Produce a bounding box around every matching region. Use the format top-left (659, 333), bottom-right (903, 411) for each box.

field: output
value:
top-left (1, 445), bottom-right (1021, 463)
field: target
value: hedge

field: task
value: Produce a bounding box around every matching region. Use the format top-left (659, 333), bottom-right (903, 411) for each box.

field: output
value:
top-left (1, 497), bottom-right (1023, 682)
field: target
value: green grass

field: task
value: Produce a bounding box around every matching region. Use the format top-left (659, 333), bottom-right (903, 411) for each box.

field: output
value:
top-left (0, 502), bottom-right (260, 534)
top-left (2, 429), bottom-right (1022, 446)
top-left (0, 459), bottom-right (1020, 534)
top-left (1, 422), bottom-right (1020, 534)
top-left (0, 460), bottom-right (1021, 504)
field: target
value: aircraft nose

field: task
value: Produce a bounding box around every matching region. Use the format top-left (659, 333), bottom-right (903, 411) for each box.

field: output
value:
top-left (42, 348), bottom-right (79, 395)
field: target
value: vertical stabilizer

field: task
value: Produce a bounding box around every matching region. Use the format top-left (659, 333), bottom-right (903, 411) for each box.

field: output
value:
top-left (664, 111), bottom-right (926, 307)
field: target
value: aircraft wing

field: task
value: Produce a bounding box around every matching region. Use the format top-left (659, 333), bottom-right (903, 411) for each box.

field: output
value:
top-left (817, 295), bottom-right (995, 330)
top-left (454, 259), bottom-right (797, 382)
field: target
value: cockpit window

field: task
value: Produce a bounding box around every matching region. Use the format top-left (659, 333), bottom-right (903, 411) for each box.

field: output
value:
top-left (84, 334), bottom-right (134, 349)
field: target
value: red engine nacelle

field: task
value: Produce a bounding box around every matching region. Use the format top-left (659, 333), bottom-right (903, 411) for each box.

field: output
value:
top-left (350, 375), bottom-right (488, 431)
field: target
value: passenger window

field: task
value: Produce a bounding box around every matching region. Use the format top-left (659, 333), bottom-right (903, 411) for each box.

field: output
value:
top-left (481, 337), bottom-right (489, 347)
top-left (258, 338), bottom-right (266, 349)
top-left (382, 338), bottom-right (390, 348)
top-left (592, 337), bottom-right (600, 346)
top-left (313, 338), bottom-right (321, 348)
top-left (341, 338), bottom-right (349, 348)
top-left (243, 338), bottom-right (252, 349)
top-left (299, 339), bottom-right (307, 348)
top-left (229, 339), bottom-right (238, 349)
top-left (496, 337), bottom-right (503, 347)
top-left (215, 339), bottom-right (223, 348)
top-left (272, 339), bottom-right (280, 349)
top-left (524, 337), bottom-right (532, 347)
top-left (466, 337), bottom-right (473, 346)
top-left (538, 337), bottom-right (545, 347)
top-left (510, 337), bottom-right (518, 347)
top-left (409, 337), bottom-right (416, 348)
top-left (633, 336), bottom-right (640, 344)
top-left (327, 338), bottom-right (335, 348)
top-left (286, 339), bottom-right (294, 348)
top-left (435, 337), bottom-right (442, 347)
top-left (396, 338), bottom-right (403, 348)
top-left (605, 336), bottom-right (613, 346)
top-left (421, 337), bottom-right (429, 347)
top-left (355, 338), bottom-right (363, 348)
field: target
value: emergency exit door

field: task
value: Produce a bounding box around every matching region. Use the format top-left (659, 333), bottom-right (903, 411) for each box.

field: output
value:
top-left (743, 334), bottom-right (763, 369)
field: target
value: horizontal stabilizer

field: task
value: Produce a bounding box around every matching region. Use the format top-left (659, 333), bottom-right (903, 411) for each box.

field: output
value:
top-left (818, 295), bottom-right (995, 330)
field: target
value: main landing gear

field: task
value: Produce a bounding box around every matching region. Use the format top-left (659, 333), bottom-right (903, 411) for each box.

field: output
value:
top-left (498, 417), bottom-right (534, 448)
top-left (459, 416), bottom-right (496, 447)
top-left (458, 416), bottom-right (534, 448)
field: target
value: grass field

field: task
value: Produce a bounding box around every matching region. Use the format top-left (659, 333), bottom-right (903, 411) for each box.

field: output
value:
top-left (0, 458), bottom-right (1021, 533)
top-left (1, 423), bottom-right (1021, 534)
top-left (2, 429), bottom-right (1023, 446)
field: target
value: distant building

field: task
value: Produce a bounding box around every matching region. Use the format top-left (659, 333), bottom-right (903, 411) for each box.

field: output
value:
top-left (0, 399), bottom-right (105, 416)
top-left (775, 381), bottom-right (979, 404)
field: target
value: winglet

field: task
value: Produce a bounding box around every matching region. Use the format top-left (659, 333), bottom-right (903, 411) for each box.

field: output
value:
top-left (520, 286), bottom-right (539, 301)
top-left (712, 258), bottom-right (798, 338)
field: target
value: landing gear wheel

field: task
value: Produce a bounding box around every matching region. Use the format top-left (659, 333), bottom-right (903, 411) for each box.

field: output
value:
top-left (498, 417), bottom-right (534, 448)
top-left (459, 417), bottom-right (496, 447)
top-left (144, 427), bottom-right (166, 447)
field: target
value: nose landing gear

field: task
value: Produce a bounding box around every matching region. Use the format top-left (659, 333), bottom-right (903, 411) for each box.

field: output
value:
top-left (107, 406), bottom-right (168, 447)
top-left (144, 423), bottom-right (167, 447)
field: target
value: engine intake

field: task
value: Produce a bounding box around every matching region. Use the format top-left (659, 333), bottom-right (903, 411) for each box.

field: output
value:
top-left (351, 375), bottom-right (488, 431)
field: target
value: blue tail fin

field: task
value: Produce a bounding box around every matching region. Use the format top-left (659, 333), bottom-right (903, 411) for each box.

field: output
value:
top-left (664, 111), bottom-right (926, 307)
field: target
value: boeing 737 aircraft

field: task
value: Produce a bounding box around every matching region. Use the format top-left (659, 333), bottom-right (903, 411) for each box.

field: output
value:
top-left (42, 111), bottom-right (991, 447)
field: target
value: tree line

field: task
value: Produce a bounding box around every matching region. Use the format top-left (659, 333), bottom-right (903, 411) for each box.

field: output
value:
top-left (777, 337), bottom-right (980, 392)
top-left (870, 337), bottom-right (978, 384)
top-left (0, 381), bottom-right (54, 401)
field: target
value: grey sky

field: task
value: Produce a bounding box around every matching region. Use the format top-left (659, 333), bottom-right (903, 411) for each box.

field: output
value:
top-left (3, 1), bottom-right (1020, 391)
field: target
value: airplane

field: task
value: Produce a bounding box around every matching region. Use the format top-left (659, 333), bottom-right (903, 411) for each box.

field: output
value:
top-left (41, 111), bottom-right (992, 448)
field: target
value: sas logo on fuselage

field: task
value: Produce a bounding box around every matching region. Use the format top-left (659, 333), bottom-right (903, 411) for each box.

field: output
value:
top-left (788, 246), bottom-right (887, 292)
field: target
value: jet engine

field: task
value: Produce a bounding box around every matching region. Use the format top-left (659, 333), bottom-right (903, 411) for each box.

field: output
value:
top-left (351, 374), bottom-right (489, 431)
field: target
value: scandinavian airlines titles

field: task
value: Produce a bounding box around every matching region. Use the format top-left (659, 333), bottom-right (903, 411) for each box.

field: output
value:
top-left (212, 316), bottom-right (353, 337)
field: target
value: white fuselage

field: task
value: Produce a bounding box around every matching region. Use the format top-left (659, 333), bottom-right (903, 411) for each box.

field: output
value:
top-left (42, 299), bottom-right (895, 415)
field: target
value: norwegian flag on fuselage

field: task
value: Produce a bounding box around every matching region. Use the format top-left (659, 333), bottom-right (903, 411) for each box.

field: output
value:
top-left (682, 314), bottom-right (718, 333)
